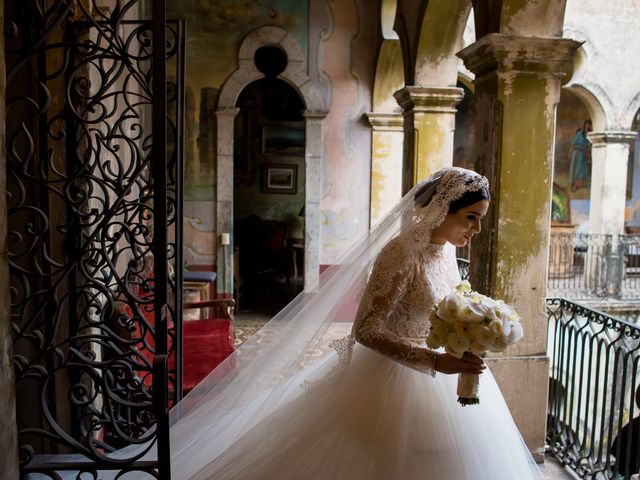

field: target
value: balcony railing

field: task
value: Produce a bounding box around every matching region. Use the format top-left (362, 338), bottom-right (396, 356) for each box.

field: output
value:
top-left (547, 298), bottom-right (640, 479)
top-left (548, 233), bottom-right (640, 301)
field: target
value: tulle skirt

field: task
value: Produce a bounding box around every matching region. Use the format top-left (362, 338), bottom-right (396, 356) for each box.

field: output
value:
top-left (171, 344), bottom-right (540, 480)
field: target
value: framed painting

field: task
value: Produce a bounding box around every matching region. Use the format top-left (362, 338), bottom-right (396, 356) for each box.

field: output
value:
top-left (261, 163), bottom-right (298, 194)
top-left (262, 126), bottom-right (305, 156)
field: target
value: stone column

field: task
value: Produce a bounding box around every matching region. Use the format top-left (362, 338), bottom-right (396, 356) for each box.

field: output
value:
top-left (394, 86), bottom-right (464, 193)
top-left (0, 0), bottom-right (20, 474)
top-left (588, 131), bottom-right (637, 235)
top-left (214, 107), bottom-right (239, 296)
top-left (302, 111), bottom-right (326, 292)
top-left (586, 131), bottom-right (637, 297)
top-left (458, 34), bottom-right (581, 460)
top-left (365, 113), bottom-right (404, 226)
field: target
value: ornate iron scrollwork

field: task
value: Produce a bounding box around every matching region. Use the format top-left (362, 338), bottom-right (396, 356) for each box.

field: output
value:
top-left (546, 298), bottom-right (640, 479)
top-left (6, 1), bottom-right (183, 477)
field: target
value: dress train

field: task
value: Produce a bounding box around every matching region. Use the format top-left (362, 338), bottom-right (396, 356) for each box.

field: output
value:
top-left (170, 344), bottom-right (540, 480)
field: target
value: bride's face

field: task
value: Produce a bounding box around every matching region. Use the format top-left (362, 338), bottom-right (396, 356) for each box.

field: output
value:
top-left (430, 200), bottom-right (489, 247)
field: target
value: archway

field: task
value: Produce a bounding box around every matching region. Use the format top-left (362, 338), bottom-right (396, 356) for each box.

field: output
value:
top-left (233, 47), bottom-right (306, 315)
top-left (215, 26), bottom-right (326, 298)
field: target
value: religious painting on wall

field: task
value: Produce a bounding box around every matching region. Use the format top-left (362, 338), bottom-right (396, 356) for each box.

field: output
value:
top-left (553, 90), bottom-right (593, 229)
top-left (626, 114), bottom-right (640, 231)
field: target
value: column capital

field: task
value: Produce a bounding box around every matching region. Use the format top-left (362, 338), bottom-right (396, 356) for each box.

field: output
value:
top-left (365, 112), bottom-right (404, 131)
top-left (587, 130), bottom-right (638, 146)
top-left (457, 34), bottom-right (582, 79)
top-left (393, 86), bottom-right (464, 114)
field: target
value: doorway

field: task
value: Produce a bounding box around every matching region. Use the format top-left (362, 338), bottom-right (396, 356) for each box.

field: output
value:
top-left (233, 45), bottom-right (306, 316)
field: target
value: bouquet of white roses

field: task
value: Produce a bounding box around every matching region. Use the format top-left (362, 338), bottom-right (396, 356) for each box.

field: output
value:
top-left (426, 281), bottom-right (524, 406)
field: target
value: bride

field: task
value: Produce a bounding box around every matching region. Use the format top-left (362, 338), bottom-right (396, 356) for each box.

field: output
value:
top-left (162, 167), bottom-right (540, 479)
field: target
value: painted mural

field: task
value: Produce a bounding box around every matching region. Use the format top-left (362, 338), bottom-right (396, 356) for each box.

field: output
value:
top-left (167, 0), bottom-right (309, 267)
top-left (167, 0), bottom-right (308, 202)
top-left (552, 90), bottom-right (593, 229)
top-left (316, 0), bottom-right (378, 263)
top-left (626, 115), bottom-right (640, 230)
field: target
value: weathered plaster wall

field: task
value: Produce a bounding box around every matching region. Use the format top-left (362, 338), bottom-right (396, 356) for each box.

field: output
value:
top-left (167, 0), bottom-right (309, 267)
top-left (563, 1), bottom-right (640, 130)
top-left (315, 0), bottom-right (378, 263)
top-left (171, 0), bottom-right (379, 267)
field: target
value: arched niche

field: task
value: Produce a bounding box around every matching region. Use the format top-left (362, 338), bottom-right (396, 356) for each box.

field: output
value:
top-left (415, 0), bottom-right (471, 86)
top-left (216, 26), bottom-right (326, 294)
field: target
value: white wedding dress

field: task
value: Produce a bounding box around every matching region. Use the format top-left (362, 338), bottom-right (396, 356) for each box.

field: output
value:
top-left (168, 238), bottom-right (540, 479)
top-left (36, 169), bottom-right (540, 480)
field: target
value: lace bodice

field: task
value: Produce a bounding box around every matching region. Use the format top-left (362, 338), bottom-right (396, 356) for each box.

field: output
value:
top-left (353, 235), bottom-right (461, 375)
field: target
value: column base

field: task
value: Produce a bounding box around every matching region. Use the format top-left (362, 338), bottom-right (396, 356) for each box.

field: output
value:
top-left (485, 354), bottom-right (549, 462)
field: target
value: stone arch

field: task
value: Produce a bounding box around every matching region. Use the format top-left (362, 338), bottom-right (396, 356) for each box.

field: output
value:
top-left (415, 0), bottom-right (471, 86)
top-left (622, 91), bottom-right (640, 130)
top-left (456, 73), bottom-right (474, 93)
top-left (563, 84), bottom-right (608, 131)
top-left (215, 26), bottom-right (327, 294)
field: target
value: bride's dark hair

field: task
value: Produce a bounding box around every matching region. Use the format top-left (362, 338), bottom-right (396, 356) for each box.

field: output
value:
top-left (413, 174), bottom-right (490, 212)
top-left (448, 186), bottom-right (490, 213)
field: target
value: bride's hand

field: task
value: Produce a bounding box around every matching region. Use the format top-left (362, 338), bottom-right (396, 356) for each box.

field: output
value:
top-left (433, 352), bottom-right (486, 375)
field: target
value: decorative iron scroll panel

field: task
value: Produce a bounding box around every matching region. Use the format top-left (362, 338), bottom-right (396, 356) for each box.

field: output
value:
top-left (6, 2), bottom-right (183, 478)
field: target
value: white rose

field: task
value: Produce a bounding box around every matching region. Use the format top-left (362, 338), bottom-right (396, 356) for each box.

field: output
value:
top-left (437, 305), bottom-right (457, 323)
top-left (469, 341), bottom-right (487, 356)
top-left (459, 303), bottom-right (485, 323)
top-left (492, 336), bottom-right (508, 352)
top-left (426, 331), bottom-right (445, 349)
top-left (454, 322), bottom-right (471, 336)
top-left (447, 333), bottom-right (470, 355)
top-left (471, 325), bottom-right (495, 349)
top-left (431, 317), bottom-right (450, 337)
top-left (484, 307), bottom-right (499, 322)
top-left (490, 319), bottom-right (505, 337)
top-left (443, 293), bottom-right (464, 314)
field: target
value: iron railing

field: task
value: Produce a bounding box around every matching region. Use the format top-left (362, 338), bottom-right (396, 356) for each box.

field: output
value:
top-left (547, 298), bottom-right (640, 479)
top-left (6, 1), bottom-right (184, 477)
top-left (548, 233), bottom-right (640, 301)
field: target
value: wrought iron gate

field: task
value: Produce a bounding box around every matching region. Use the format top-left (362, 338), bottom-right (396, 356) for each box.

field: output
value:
top-left (6, 1), bottom-right (183, 478)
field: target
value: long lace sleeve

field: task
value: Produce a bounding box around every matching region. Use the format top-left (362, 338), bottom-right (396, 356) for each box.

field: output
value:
top-left (353, 240), bottom-right (437, 375)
